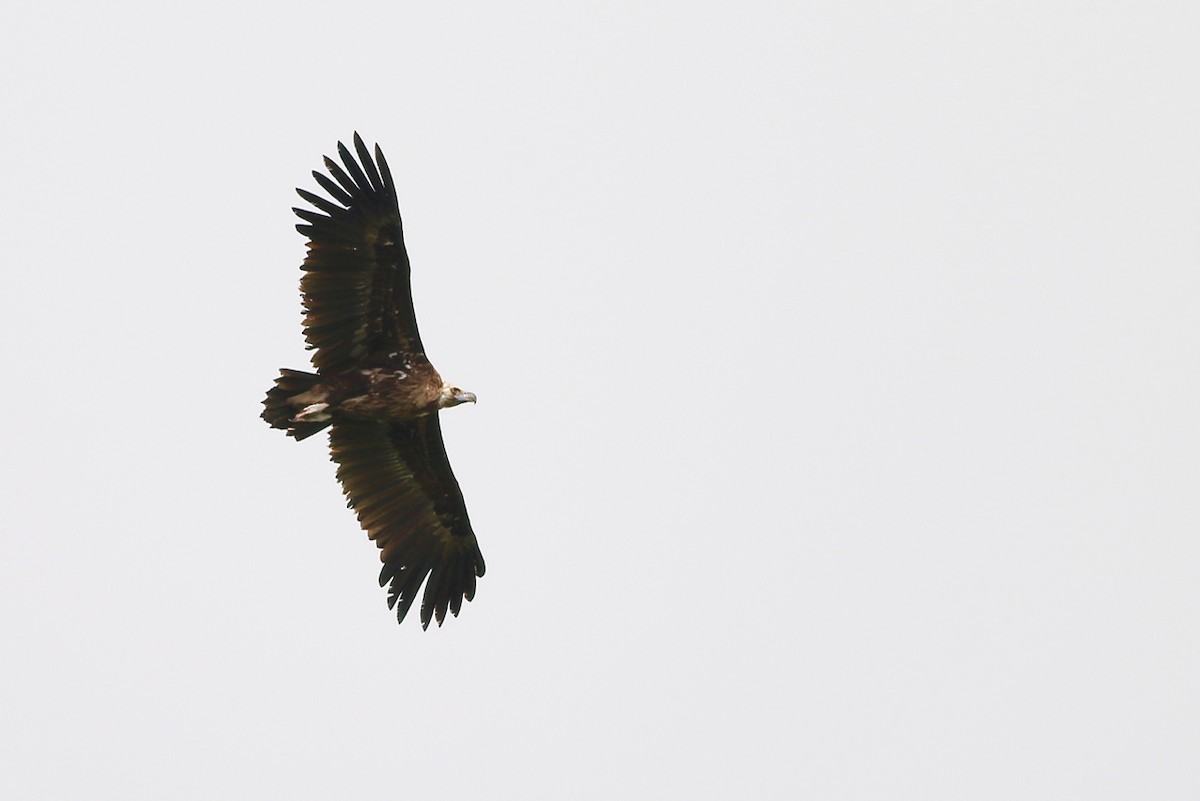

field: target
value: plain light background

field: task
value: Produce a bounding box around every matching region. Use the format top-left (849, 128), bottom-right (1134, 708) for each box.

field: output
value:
top-left (2, 1), bottom-right (1197, 798)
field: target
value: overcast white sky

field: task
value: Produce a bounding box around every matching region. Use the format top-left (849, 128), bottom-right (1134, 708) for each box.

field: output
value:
top-left (2, 1), bottom-right (1198, 798)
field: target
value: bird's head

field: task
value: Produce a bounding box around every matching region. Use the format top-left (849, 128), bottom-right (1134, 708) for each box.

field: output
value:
top-left (438, 383), bottom-right (477, 409)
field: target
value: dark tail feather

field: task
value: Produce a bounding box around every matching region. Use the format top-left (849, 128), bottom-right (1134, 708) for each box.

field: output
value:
top-left (262, 368), bottom-right (332, 441)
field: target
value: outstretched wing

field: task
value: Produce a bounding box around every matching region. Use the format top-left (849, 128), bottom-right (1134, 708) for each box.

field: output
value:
top-left (329, 416), bottom-right (485, 628)
top-left (294, 133), bottom-right (423, 374)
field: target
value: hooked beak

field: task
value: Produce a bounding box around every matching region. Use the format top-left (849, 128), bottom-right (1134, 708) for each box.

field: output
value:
top-left (455, 391), bottom-right (477, 405)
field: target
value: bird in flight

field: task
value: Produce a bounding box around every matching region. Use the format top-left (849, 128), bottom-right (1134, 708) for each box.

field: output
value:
top-left (262, 134), bottom-right (484, 628)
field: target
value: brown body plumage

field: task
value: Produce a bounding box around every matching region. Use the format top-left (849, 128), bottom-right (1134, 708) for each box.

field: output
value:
top-left (261, 134), bottom-right (483, 628)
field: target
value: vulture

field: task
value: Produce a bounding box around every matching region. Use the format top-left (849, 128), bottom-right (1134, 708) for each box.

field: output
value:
top-left (262, 134), bottom-right (483, 628)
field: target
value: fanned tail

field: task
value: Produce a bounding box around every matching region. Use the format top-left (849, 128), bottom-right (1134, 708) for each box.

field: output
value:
top-left (262, 368), bottom-right (332, 441)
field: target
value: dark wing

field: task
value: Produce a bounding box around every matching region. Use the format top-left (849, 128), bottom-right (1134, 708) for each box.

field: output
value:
top-left (294, 133), bottom-right (423, 374)
top-left (329, 416), bottom-right (485, 628)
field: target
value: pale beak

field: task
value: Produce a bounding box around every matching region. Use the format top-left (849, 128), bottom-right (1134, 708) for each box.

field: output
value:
top-left (455, 391), bottom-right (477, 404)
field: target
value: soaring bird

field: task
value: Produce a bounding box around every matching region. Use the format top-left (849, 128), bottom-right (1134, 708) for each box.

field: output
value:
top-left (262, 134), bottom-right (483, 628)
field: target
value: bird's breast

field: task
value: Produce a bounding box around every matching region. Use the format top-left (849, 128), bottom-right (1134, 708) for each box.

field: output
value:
top-left (336, 366), bottom-right (440, 421)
